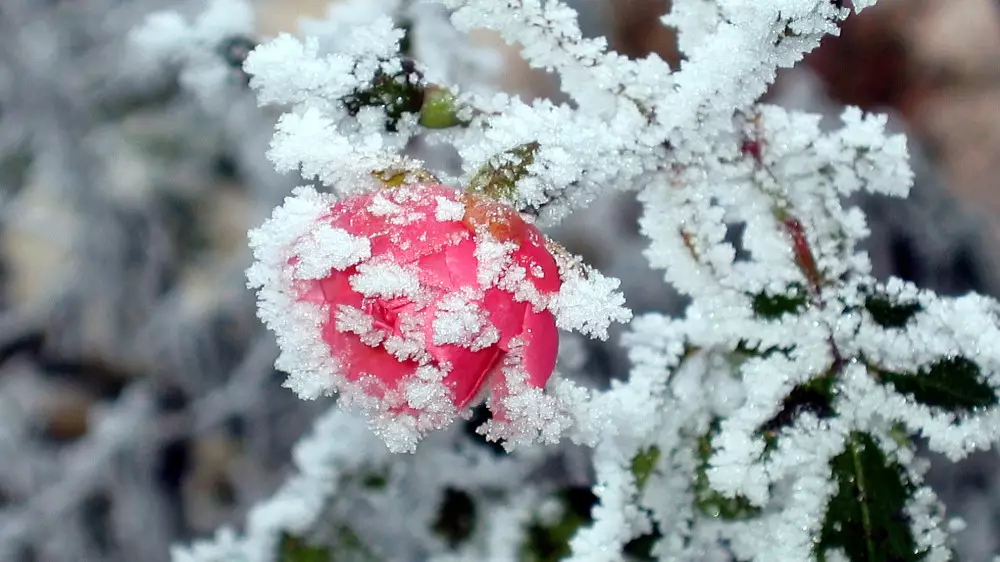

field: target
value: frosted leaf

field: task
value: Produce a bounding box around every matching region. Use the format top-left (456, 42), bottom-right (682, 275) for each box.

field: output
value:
top-left (455, 97), bottom-right (648, 220)
top-left (170, 408), bottom-right (390, 561)
top-left (549, 267), bottom-right (632, 340)
top-left (265, 108), bottom-right (397, 195)
top-left (129, 0), bottom-right (255, 107)
top-left (244, 16), bottom-right (402, 107)
top-left (662, 0), bottom-right (721, 56)
top-left (243, 34), bottom-right (361, 106)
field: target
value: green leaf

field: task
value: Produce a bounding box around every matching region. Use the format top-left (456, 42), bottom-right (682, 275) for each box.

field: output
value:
top-left (631, 447), bottom-right (661, 491)
top-left (733, 340), bottom-right (794, 358)
top-left (876, 356), bottom-right (997, 412)
top-left (0, 146), bottom-right (32, 192)
top-left (521, 487), bottom-right (596, 562)
top-left (818, 433), bottom-right (924, 562)
top-left (865, 295), bottom-right (921, 329)
top-left (759, 374), bottom-right (836, 440)
top-left (361, 473), bottom-right (388, 490)
top-left (332, 525), bottom-right (379, 562)
top-left (623, 523), bottom-right (661, 562)
top-left (751, 284), bottom-right (807, 319)
top-left (277, 533), bottom-right (331, 562)
top-left (432, 488), bottom-right (477, 548)
top-left (342, 60), bottom-right (425, 132)
top-left (695, 423), bottom-right (759, 520)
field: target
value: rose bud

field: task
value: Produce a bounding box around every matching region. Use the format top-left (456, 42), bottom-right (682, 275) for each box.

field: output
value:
top-left (247, 183), bottom-right (562, 452)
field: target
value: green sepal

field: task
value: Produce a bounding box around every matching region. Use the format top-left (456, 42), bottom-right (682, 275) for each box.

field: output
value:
top-left (467, 141), bottom-right (540, 204)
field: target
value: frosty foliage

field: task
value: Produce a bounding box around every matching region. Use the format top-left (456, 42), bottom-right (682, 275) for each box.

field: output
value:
top-left (132, 0), bottom-right (1000, 561)
top-left (129, 0), bottom-right (255, 108)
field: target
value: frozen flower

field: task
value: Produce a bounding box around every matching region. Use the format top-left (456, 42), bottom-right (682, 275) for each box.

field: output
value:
top-left (247, 183), bottom-right (563, 452)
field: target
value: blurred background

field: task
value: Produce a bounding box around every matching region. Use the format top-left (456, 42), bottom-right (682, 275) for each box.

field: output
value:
top-left (0, 0), bottom-right (999, 560)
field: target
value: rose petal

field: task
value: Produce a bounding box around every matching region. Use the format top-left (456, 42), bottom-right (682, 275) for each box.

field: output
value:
top-left (331, 186), bottom-right (471, 263)
top-left (512, 227), bottom-right (562, 295)
top-left (518, 306), bottom-right (560, 387)
top-left (322, 319), bottom-right (417, 390)
top-left (416, 237), bottom-right (481, 290)
top-left (481, 287), bottom-right (529, 349)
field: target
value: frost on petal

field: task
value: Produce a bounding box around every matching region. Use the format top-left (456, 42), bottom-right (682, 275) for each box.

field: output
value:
top-left (431, 291), bottom-right (499, 351)
top-left (368, 192), bottom-right (405, 216)
top-left (334, 305), bottom-right (386, 347)
top-left (349, 261), bottom-right (422, 299)
top-left (478, 339), bottom-right (571, 450)
top-left (473, 234), bottom-right (519, 288)
top-left (293, 224), bottom-right (371, 279)
top-left (434, 195), bottom-right (467, 221)
top-left (246, 186), bottom-right (344, 399)
top-left (402, 365), bottom-right (455, 416)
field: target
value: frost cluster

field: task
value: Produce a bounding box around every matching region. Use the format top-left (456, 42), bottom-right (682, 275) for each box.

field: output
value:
top-left (130, 0), bottom-right (1000, 561)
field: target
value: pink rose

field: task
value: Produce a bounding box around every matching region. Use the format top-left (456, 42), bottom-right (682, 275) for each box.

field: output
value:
top-left (248, 183), bottom-right (562, 451)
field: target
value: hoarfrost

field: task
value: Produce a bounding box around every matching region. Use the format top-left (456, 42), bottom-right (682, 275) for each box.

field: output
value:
top-left (292, 224), bottom-right (371, 279)
top-left (349, 261), bottom-right (422, 300)
top-left (130, 0), bottom-right (1000, 560)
